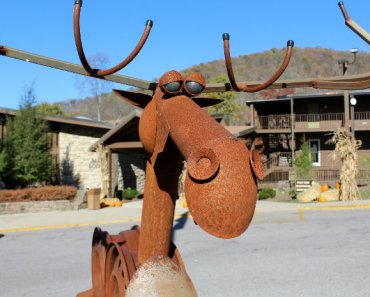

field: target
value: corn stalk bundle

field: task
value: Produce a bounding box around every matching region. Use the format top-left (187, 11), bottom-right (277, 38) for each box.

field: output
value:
top-left (327, 128), bottom-right (362, 200)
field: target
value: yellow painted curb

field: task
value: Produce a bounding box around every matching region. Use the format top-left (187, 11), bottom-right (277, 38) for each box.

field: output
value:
top-left (303, 204), bottom-right (370, 211)
top-left (0, 212), bottom-right (192, 234)
top-left (0, 217), bottom-right (142, 234)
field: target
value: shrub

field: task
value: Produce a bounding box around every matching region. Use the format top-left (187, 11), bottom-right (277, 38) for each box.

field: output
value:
top-left (122, 187), bottom-right (139, 200)
top-left (288, 187), bottom-right (297, 199)
top-left (258, 187), bottom-right (276, 200)
top-left (294, 136), bottom-right (313, 179)
top-left (0, 186), bottom-right (77, 203)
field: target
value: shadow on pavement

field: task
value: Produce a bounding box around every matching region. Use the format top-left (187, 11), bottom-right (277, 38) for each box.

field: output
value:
top-left (172, 212), bottom-right (189, 241)
top-left (0, 234), bottom-right (4, 239)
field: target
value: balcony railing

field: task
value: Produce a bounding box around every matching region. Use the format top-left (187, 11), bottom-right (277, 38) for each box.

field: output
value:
top-left (258, 114), bottom-right (291, 129)
top-left (355, 111), bottom-right (370, 120)
top-left (257, 112), bottom-right (346, 130)
top-left (295, 113), bottom-right (344, 123)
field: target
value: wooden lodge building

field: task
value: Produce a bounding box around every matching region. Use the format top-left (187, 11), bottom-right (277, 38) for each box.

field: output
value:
top-left (246, 90), bottom-right (370, 185)
top-left (1, 90), bottom-right (370, 195)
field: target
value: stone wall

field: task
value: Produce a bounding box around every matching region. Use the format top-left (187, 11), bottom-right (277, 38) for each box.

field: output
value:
top-left (0, 189), bottom-right (87, 215)
top-left (0, 200), bottom-right (75, 215)
top-left (59, 125), bottom-right (104, 189)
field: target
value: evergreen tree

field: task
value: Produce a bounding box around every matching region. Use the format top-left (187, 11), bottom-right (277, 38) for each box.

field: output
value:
top-left (0, 86), bottom-right (52, 188)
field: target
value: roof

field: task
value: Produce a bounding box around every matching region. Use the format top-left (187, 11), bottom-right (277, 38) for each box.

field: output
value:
top-left (0, 107), bottom-right (114, 130)
top-left (89, 110), bottom-right (255, 152)
top-left (89, 109), bottom-right (142, 152)
top-left (245, 90), bottom-right (370, 104)
top-left (225, 125), bottom-right (256, 137)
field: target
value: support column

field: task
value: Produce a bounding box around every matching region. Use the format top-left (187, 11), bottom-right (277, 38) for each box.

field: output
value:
top-left (250, 104), bottom-right (255, 126)
top-left (344, 90), bottom-right (350, 130)
top-left (107, 148), bottom-right (112, 197)
top-left (290, 97), bottom-right (295, 152)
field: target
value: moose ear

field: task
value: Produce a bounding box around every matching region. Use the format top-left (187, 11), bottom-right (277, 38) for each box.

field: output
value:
top-left (113, 89), bottom-right (152, 109)
top-left (191, 97), bottom-right (223, 108)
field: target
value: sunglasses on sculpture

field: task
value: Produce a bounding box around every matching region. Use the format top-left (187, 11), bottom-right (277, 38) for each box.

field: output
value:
top-left (163, 80), bottom-right (205, 97)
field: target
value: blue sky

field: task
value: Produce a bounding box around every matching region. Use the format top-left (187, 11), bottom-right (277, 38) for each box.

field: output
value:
top-left (0, 0), bottom-right (369, 109)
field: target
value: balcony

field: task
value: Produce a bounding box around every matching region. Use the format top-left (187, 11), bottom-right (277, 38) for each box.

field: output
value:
top-left (256, 112), bottom-right (370, 132)
top-left (295, 113), bottom-right (344, 132)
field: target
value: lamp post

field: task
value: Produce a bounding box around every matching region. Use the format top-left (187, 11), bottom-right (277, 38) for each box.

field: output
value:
top-left (338, 48), bottom-right (358, 75)
top-left (350, 95), bottom-right (357, 138)
top-left (338, 48), bottom-right (358, 131)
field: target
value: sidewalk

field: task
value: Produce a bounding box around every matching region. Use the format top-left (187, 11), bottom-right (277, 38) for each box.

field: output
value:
top-left (1, 199), bottom-right (370, 234)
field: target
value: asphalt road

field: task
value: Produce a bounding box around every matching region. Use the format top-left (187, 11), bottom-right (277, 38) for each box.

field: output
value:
top-left (1, 209), bottom-right (369, 297)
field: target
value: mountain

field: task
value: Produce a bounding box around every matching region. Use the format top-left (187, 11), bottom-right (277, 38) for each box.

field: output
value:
top-left (56, 47), bottom-right (370, 121)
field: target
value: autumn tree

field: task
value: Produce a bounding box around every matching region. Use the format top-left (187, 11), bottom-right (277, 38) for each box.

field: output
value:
top-left (205, 74), bottom-right (243, 124)
top-left (36, 102), bottom-right (64, 115)
top-left (76, 52), bottom-right (112, 121)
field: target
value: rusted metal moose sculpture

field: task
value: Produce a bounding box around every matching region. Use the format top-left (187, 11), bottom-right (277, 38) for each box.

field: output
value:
top-left (0, 1), bottom-right (369, 296)
top-left (72, 1), bottom-right (291, 296)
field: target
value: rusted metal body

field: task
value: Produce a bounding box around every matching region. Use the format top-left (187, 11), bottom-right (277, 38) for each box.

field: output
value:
top-left (70, 2), bottom-right (278, 290)
top-left (0, 1), bottom-right (369, 296)
top-left (76, 66), bottom-right (267, 296)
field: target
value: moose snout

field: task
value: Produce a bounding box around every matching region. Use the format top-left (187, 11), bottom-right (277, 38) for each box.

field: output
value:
top-left (160, 96), bottom-right (258, 239)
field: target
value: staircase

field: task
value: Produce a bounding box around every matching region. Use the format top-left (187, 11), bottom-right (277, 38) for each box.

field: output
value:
top-left (262, 152), bottom-right (292, 184)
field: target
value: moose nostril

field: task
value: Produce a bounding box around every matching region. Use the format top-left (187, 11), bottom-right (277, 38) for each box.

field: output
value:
top-left (197, 157), bottom-right (211, 168)
top-left (187, 148), bottom-right (220, 181)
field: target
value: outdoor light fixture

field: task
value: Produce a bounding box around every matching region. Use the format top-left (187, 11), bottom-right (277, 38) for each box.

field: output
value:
top-left (338, 48), bottom-right (358, 75)
top-left (350, 95), bottom-right (357, 137)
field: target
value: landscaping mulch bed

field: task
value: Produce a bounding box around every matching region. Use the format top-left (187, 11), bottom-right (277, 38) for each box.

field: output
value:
top-left (0, 186), bottom-right (77, 203)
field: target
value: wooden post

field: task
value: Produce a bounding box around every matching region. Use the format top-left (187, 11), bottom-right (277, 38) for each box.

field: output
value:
top-left (290, 97), bottom-right (295, 153)
top-left (107, 148), bottom-right (112, 197)
top-left (250, 104), bottom-right (255, 126)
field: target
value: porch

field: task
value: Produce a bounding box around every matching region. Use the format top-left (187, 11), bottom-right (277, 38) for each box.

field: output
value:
top-left (256, 111), bottom-right (370, 132)
top-left (259, 151), bottom-right (370, 188)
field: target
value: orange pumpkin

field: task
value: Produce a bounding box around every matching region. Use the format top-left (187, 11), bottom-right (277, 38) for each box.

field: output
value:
top-left (321, 184), bottom-right (329, 192)
top-left (335, 182), bottom-right (341, 190)
top-left (115, 201), bottom-right (123, 207)
top-left (319, 196), bottom-right (327, 203)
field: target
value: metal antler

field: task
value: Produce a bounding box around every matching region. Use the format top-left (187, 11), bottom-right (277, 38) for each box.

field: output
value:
top-left (73, 0), bottom-right (153, 77)
top-left (338, 1), bottom-right (370, 45)
top-left (223, 33), bottom-right (294, 92)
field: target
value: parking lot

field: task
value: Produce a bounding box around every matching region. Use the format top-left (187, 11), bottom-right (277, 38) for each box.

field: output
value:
top-left (1, 204), bottom-right (369, 297)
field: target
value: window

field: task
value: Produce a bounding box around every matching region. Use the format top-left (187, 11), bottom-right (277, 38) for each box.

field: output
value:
top-left (309, 139), bottom-right (320, 166)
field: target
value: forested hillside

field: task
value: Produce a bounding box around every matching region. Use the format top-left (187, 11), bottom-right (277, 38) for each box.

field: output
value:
top-left (56, 47), bottom-right (370, 121)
